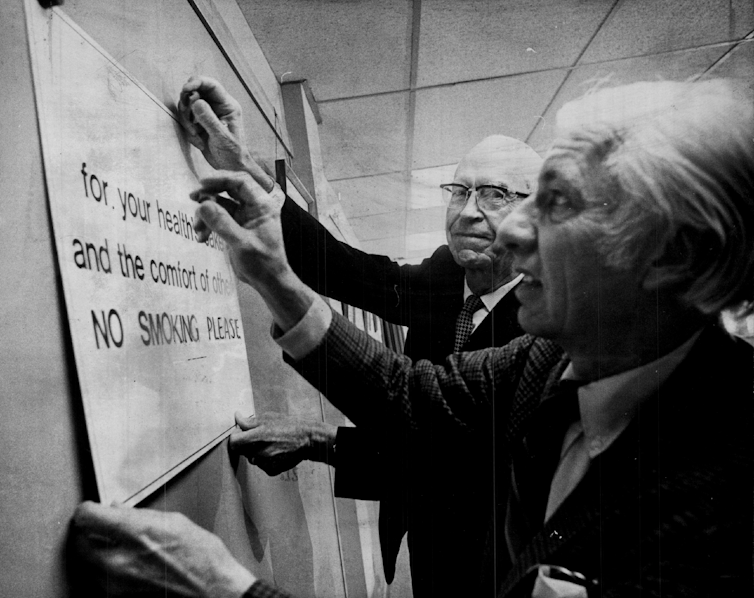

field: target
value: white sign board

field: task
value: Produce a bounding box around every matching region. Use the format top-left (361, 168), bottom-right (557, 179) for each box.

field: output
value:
top-left (26, 4), bottom-right (254, 505)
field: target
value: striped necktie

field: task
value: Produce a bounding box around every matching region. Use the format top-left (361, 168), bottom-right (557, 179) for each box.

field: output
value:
top-left (454, 294), bottom-right (484, 352)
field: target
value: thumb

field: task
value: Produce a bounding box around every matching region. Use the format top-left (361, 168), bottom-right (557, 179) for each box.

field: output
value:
top-left (195, 201), bottom-right (245, 247)
top-left (235, 411), bottom-right (257, 430)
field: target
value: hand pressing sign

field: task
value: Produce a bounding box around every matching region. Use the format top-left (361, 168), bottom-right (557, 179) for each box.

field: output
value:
top-left (230, 412), bottom-right (338, 476)
top-left (71, 501), bottom-right (256, 598)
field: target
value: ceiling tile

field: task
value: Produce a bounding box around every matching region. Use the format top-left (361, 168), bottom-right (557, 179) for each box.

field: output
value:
top-left (330, 173), bottom-right (408, 219)
top-left (581, 0), bottom-right (754, 64)
top-left (319, 92), bottom-right (410, 180)
top-left (412, 69), bottom-right (567, 170)
top-left (237, 0), bottom-right (412, 101)
top-left (700, 39), bottom-right (754, 102)
top-left (405, 206), bottom-right (447, 237)
top-left (526, 44), bottom-right (731, 153)
top-left (416, 0), bottom-right (615, 87)
top-left (410, 164), bottom-right (458, 209)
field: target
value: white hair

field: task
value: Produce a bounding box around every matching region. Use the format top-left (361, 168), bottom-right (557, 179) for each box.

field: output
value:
top-left (554, 79), bottom-right (754, 315)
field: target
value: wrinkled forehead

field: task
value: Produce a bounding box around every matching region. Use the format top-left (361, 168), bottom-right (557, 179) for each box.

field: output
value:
top-left (539, 142), bottom-right (587, 182)
top-left (454, 142), bottom-right (543, 195)
top-left (539, 139), bottom-right (615, 203)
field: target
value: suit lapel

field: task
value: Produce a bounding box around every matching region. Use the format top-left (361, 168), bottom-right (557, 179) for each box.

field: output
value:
top-left (499, 420), bottom-right (643, 597)
top-left (505, 353), bottom-right (569, 448)
top-left (499, 326), bottom-right (752, 597)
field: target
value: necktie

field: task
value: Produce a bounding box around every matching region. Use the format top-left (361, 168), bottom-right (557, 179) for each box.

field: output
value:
top-left (505, 380), bottom-right (582, 559)
top-left (454, 294), bottom-right (484, 352)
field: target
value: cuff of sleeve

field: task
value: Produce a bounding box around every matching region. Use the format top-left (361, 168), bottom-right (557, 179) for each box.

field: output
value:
top-left (333, 426), bottom-right (385, 500)
top-left (273, 295), bottom-right (332, 360)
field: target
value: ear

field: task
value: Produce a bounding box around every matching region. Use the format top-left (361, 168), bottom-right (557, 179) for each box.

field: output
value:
top-left (641, 263), bottom-right (688, 292)
top-left (641, 231), bottom-right (700, 292)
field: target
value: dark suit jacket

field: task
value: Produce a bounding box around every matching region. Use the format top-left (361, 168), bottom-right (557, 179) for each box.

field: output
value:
top-left (281, 196), bottom-right (522, 363)
top-left (280, 196), bottom-right (523, 594)
top-left (287, 315), bottom-right (754, 597)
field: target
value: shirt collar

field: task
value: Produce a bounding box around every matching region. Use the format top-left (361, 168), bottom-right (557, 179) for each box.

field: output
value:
top-left (463, 273), bottom-right (523, 312)
top-left (561, 329), bottom-right (702, 457)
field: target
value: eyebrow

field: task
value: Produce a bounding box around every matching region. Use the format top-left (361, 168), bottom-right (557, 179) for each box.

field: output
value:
top-left (537, 171), bottom-right (585, 204)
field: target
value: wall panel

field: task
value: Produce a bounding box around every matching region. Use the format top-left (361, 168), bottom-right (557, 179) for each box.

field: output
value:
top-left (1, 2), bottom-right (360, 597)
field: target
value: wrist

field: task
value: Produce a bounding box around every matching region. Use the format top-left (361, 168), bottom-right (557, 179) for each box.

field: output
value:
top-left (306, 421), bottom-right (338, 465)
top-left (254, 260), bottom-right (302, 304)
top-left (257, 268), bottom-right (319, 333)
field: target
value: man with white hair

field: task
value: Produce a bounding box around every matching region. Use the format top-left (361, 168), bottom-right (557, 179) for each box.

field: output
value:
top-left (74, 79), bottom-right (754, 597)
top-left (176, 76), bottom-right (543, 597)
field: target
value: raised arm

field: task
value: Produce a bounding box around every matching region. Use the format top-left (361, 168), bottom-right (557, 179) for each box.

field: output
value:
top-left (190, 172), bottom-right (533, 434)
top-left (179, 75), bottom-right (452, 326)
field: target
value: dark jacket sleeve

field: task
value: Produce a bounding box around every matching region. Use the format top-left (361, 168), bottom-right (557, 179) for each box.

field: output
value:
top-left (332, 426), bottom-right (384, 500)
top-left (280, 195), bottom-right (452, 326)
top-left (285, 312), bottom-right (535, 453)
top-left (280, 195), bottom-right (464, 499)
top-left (242, 579), bottom-right (294, 598)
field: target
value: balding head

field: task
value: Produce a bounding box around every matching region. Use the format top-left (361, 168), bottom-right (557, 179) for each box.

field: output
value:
top-left (455, 135), bottom-right (543, 196)
top-left (445, 135), bottom-right (543, 294)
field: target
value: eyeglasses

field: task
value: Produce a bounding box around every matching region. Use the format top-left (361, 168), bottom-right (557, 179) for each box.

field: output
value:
top-left (440, 183), bottom-right (528, 212)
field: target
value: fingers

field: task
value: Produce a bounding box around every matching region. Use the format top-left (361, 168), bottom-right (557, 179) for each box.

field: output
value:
top-left (72, 501), bottom-right (145, 551)
top-left (228, 431), bottom-right (271, 463)
top-left (181, 76), bottom-right (241, 135)
top-left (177, 87), bottom-right (203, 144)
top-left (190, 172), bottom-right (271, 246)
top-left (191, 99), bottom-right (227, 140)
top-left (194, 213), bottom-right (211, 243)
top-left (179, 76), bottom-right (244, 153)
top-left (180, 76), bottom-right (229, 113)
top-left (73, 503), bottom-right (197, 554)
top-left (192, 171), bottom-right (267, 202)
top-left (235, 411), bottom-right (258, 430)
top-left (228, 413), bottom-right (281, 453)
top-left (195, 201), bottom-right (246, 249)
top-left (190, 171), bottom-right (249, 217)
top-left (229, 414), bottom-right (262, 453)
top-left (181, 76), bottom-right (237, 113)
top-left (73, 501), bottom-right (124, 533)
top-left (189, 170), bottom-right (290, 292)
top-left (229, 423), bottom-right (267, 451)
top-left (246, 162), bottom-right (276, 193)
top-left (181, 75), bottom-right (208, 98)
top-left (228, 430), bottom-right (250, 453)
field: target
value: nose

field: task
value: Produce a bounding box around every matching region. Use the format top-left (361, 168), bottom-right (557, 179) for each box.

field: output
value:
top-left (458, 189), bottom-right (484, 219)
top-left (498, 196), bottom-right (537, 255)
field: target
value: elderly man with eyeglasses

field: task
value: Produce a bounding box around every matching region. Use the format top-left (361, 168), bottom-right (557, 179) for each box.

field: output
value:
top-left (171, 76), bottom-right (543, 597)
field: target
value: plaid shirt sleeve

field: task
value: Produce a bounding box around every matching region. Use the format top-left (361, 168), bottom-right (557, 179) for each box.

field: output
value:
top-left (242, 579), bottom-right (294, 598)
top-left (284, 311), bottom-right (539, 435)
